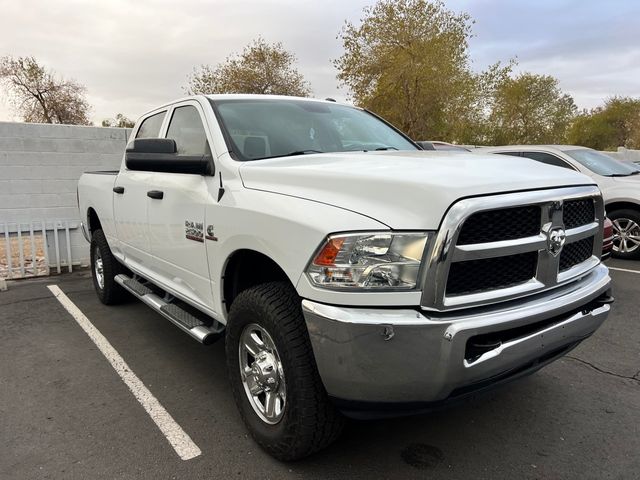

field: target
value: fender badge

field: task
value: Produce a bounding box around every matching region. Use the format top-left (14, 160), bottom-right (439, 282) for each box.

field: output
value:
top-left (185, 220), bottom-right (204, 243)
top-left (205, 224), bottom-right (218, 241)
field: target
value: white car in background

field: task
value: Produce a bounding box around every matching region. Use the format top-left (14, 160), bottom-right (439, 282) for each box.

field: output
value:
top-left (479, 145), bottom-right (640, 259)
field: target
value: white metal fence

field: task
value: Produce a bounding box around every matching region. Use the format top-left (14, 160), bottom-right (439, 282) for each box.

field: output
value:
top-left (1, 121), bottom-right (129, 281)
top-left (0, 220), bottom-right (81, 279)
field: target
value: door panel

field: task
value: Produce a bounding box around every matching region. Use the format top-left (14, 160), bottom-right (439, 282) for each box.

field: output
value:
top-left (147, 173), bottom-right (214, 307)
top-left (113, 109), bottom-right (168, 272)
top-left (113, 170), bottom-right (154, 270)
top-left (146, 103), bottom-right (216, 309)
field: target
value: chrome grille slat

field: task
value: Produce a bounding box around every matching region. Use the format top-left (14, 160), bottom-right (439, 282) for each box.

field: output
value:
top-left (420, 186), bottom-right (604, 312)
top-left (453, 235), bottom-right (546, 261)
top-left (453, 221), bottom-right (599, 262)
top-left (564, 222), bottom-right (599, 243)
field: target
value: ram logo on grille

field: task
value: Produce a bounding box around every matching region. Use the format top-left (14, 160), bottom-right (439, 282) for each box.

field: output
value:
top-left (547, 227), bottom-right (566, 257)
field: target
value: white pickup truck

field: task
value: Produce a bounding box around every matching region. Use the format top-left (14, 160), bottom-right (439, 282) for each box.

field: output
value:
top-left (78, 94), bottom-right (613, 460)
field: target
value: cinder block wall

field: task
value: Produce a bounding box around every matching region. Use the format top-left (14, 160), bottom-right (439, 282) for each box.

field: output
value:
top-left (612, 147), bottom-right (640, 162)
top-left (0, 122), bottom-right (131, 268)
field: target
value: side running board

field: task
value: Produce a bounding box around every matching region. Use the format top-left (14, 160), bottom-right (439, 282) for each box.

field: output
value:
top-left (115, 274), bottom-right (224, 345)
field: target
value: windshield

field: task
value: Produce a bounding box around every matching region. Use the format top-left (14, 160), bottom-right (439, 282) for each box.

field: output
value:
top-left (209, 98), bottom-right (418, 160)
top-left (564, 149), bottom-right (639, 176)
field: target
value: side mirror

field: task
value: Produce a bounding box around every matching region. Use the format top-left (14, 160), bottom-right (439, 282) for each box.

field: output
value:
top-left (125, 138), bottom-right (213, 175)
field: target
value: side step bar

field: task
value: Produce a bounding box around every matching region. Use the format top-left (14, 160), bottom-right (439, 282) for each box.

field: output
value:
top-left (115, 274), bottom-right (224, 345)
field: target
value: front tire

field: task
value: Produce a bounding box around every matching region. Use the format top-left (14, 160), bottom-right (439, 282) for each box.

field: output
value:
top-left (225, 282), bottom-right (344, 460)
top-left (609, 209), bottom-right (640, 260)
top-left (90, 229), bottom-right (127, 305)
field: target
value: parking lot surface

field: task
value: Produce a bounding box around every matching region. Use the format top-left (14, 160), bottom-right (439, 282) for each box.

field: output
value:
top-left (1, 260), bottom-right (639, 479)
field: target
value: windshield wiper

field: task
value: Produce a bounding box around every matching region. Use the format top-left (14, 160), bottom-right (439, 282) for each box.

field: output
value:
top-left (607, 172), bottom-right (637, 177)
top-left (251, 150), bottom-right (324, 160)
top-left (374, 146), bottom-right (399, 151)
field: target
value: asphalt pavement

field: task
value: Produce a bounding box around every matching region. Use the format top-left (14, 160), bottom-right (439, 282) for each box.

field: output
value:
top-left (1, 259), bottom-right (639, 479)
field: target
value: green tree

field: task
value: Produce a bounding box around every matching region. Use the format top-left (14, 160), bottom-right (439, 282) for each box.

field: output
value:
top-left (0, 55), bottom-right (91, 125)
top-left (568, 97), bottom-right (640, 150)
top-left (486, 73), bottom-right (576, 145)
top-left (185, 37), bottom-right (311, 97)
top-left (102, 113), bottom-right (135, 128)
top-left (334, 0), bottom-right (511, 143)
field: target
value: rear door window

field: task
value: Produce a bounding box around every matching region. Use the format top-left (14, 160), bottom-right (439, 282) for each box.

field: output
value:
top-left (135, 111), bottom-right (166, 139)
top-left (166, 105), bottom-right (211, 156)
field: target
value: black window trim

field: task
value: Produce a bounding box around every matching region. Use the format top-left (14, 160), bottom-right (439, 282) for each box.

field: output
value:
top-left (520, 150), bottom-right (578, 171)
top-left (494, 151), bottom-right (523, 157)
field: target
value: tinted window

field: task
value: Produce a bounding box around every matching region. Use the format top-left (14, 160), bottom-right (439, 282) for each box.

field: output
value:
top-left (210, 98), bottom-right (418, 160)
top-left (495, 151), bottom-right (521, 157)
top-left (521, 151), bottom-right (574, 170)
top-left (135, 111), bottom-right (165, 139)
top-left (166, 106), bottom-right (210, 155)
top-left (564, 149), bottom-right (639, 176)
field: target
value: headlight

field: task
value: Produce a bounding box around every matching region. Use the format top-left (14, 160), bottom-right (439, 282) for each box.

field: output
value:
top-left (306, 232), bottom-right (429, 290)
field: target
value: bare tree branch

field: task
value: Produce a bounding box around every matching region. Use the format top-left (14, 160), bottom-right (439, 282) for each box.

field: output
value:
top-left (0, 55), bottom-right (91, 125)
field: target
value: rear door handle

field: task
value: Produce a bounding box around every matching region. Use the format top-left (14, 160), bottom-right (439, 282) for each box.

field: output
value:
top-left (113, 186), bottom-right (125, 194)
top-left (147, 190), bottom-right (164, 200)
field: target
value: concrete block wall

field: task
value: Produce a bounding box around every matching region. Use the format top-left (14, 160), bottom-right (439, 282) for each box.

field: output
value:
top-left (0, 122), bottom-right (131, 268)
top-left (601, 147), bottom-right (640, 163)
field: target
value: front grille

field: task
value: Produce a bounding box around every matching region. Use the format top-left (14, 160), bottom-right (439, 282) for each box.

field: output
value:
top-left (421, 186), bottom-right (603, 311)
top-left (564, 199), bottom-right (595, 229)
top-left (446, 251), bottom-right (537, 296)
top-left (560, 237), bottom-right (594, 272)
top-left (457, 206), bottom-right (541, 245)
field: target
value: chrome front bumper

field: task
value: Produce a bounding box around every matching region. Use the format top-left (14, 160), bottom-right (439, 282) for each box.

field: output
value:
top-left (302, 264), bottom-right (612, 411)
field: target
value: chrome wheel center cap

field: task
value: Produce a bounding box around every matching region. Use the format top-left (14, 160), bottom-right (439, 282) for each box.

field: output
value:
top-left (251, 352), bottom-right (279, 391)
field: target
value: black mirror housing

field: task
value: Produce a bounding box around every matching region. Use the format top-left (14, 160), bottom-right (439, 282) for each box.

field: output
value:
top-left (125, 138), bottom-right (213, 175)
top-left (127, 138), bottom-right (177, 154)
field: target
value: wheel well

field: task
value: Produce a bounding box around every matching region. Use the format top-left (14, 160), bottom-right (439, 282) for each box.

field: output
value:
top-left (605, 201), bottom-right (640, 216)
top-left (223, 250), bottom-right (290, 312)
top-left (87, 208), bottom-right (102, 233)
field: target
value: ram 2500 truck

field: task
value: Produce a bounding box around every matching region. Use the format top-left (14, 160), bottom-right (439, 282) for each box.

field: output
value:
top-left (78, 95), bottom-right (613, 460)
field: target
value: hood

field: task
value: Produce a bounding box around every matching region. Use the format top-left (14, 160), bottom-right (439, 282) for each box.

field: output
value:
top-left (239, 151), bottom-right (596, 229)
top-left (611, 173), bottom-right (640, 184)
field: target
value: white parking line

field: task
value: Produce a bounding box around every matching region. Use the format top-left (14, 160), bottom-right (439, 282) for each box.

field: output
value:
top-left (608, 266), bottom-right (640, 275)
top-left (47, 285), bottom-right (202, 461)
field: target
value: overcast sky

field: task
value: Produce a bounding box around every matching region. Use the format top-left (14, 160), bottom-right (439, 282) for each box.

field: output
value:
top-left (0, 0), bottom-right (638, 124)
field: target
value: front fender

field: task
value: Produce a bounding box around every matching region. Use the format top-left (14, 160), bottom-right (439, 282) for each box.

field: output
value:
top-left (206, 189), bottom-right (387, 315)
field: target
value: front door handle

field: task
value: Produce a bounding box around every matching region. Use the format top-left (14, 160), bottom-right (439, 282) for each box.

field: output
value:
top-left (147, 190), bottom-right (164, 200)
top-left (113, 186), bottom-right (125, 194)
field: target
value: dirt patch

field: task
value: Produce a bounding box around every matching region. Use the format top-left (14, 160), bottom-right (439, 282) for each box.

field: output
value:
top-left (0, 233), bottom-right (49, 279)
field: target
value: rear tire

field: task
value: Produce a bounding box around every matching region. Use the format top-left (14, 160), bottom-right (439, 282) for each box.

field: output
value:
top-left (609, 209), bottom-right (640, 260)
top-left (90, 229), bottom-right (127, 305)
top-left (225, 282), bottom-right (344, 460)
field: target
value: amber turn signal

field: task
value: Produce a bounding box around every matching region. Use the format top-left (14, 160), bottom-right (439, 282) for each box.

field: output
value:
top-left (312, 237), bottom-right (345, 266)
